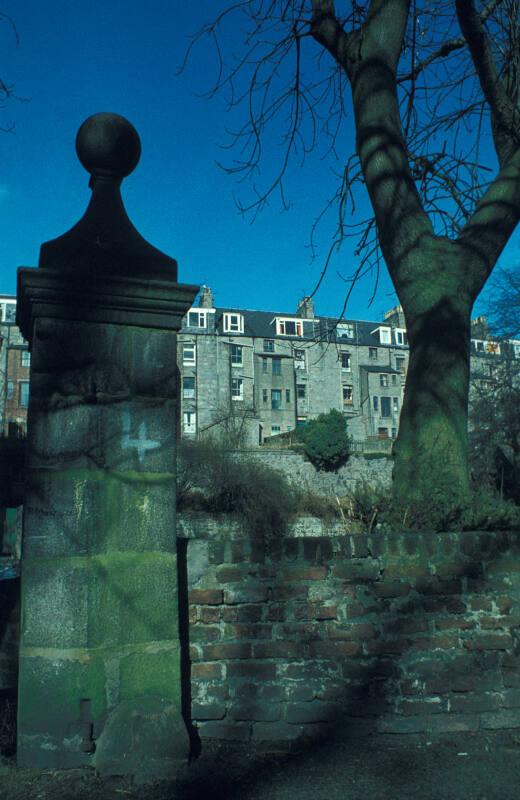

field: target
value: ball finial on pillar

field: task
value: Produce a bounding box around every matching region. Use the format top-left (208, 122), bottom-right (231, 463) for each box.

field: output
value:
top-left (76, 112), bottom-right (141, 179)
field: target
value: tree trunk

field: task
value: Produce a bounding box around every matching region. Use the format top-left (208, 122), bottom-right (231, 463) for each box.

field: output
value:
top-left (393, 282), bottom-right (472, 508)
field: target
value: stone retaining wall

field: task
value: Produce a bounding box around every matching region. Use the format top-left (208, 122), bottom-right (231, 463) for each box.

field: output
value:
top-left (234, 450), bottom-right (392, 495)
top-left (181, 515), bottom-right (520, 748)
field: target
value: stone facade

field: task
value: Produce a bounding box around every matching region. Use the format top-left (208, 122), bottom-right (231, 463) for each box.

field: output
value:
top-left (0, 296), bottom-right (30, 436)
top-left (1, 292), bottom-right (518, 449)
top-left (177, 291), bottom-right (520, 446)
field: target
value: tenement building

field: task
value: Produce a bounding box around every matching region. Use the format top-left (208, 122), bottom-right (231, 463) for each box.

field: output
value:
top-left (1, 291), bottom-right (518, 445)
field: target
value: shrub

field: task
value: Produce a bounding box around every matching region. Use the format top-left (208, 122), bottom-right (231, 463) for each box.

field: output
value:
top-left (177, 439), bottom-right (299, 543)
top-left (297, 409), bottom-right (351, 471)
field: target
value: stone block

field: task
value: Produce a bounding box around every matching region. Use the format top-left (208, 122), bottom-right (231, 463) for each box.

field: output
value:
top-left (119, 646), bottom-right (182, 703)
top-left (88, 551), bottom-right (178, 647)
top-left (20, 556), bottom-right (89, 648)
top-left (479, 710), bottom-right (520, 730)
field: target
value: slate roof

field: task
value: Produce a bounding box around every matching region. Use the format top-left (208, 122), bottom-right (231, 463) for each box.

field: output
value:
top-left (182, 305), bottom-right (399, 349)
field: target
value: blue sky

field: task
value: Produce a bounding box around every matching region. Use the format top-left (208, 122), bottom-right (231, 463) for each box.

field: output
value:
top-left (1, 1), bottom-right (517, 322)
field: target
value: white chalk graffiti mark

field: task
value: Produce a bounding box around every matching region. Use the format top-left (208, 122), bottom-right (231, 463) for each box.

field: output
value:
top-left (122, 411), bottom-right (161, 463)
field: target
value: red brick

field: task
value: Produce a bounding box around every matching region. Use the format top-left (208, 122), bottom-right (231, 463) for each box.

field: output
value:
top-left (267, 604), bottom-right (285, 622)
top-left (227, 662), bottom-right (277, 680)
top-left (365, 638), bottom-right (411, 656)
top-left (253, 641), bottom-right (300, 659)
top-left (384, 563), bottom-right (430, 580)
top-left (346, 603), bottom-right (368, 619)
top-left (481, 615), bottom-right (520, 629)
top-left (496, 598), bottom-right (514, 615)
top-left (374, 581), bottom-right (411, 598)
top-left (313, 605), bottom-right (338, 620)
top-left (464, 634), bottom-right (512, 651)
top-left (203, 643), bottom-right (252, 660)
top-left (280, 622), bottom-right (321, 641)
top-left (281, 566), bottom-right (327, 581)
top-left (435, 618), bottom-right (476, 631)
top-left (189, 644), bottom-right (202, 662)
top-left (411, 634), bottom-right (460, 651)
top-left (470, 598), bottom-right (493, 612)
top-left (270, 585), bottom-right (309, 601)
top-left (191, 624), bottom-right (221, 643)
top-left (189, 589), bottom-right (223, 605)
top-left (222, 623), bottom-right (272, 640)
top-left (200, 606), bottom-right (221, 624)
top-left (188, 606), bottom-right (197, 624)
top-left (307, 641), bottom-right (361, 658)
top-left (382, 618), bottom-right (428, 635)
top-left (216, 565), bottom-right (252, 582)
top-left (191, 662), bottom-right (225, 680)
top-left (328, 622), bottom-right (377, 640)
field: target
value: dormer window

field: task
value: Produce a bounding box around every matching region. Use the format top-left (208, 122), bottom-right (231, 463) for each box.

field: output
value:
top-left (188, 310), bottom-right (207, 328)
top-left (336, 323), bottom-right (354, 339)
top-left (395, 328), bottom-right (408, 346)
top-left (223, 312), bottom-right (244, 334)
top-left (377, 327), bottom-right (392, 344)
top-left (276, 318), bottom-right (303, 337)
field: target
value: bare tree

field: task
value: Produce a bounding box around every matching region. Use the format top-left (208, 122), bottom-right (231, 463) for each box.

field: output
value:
top-left (0, 12), bottom-right (18, 132)
top-left (183, 0), bottom-right (520, 507)
top-left (484, 264), bottom-right (520, 339)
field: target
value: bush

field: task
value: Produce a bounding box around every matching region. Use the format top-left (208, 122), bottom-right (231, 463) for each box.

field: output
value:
top-left (297, 409), bottom-right (351, 471)
top-left (177, 439), bottom-right (299, 543)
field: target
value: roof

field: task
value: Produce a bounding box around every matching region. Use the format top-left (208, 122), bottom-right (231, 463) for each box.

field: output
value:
top-left (182, 306), bottom-right (390, 348)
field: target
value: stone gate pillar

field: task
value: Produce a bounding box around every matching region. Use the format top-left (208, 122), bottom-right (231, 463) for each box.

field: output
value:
top-left (15, 113), bottom-right (198, 780)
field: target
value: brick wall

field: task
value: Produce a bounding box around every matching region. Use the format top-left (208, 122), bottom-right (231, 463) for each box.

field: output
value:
top-left (182, 515), bottom-right (520, 748)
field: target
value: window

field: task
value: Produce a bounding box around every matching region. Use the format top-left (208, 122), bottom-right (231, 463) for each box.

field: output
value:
top-left (396, 357), bottom-right (405, 373)
top-left (392, 397), bottom-right (400, 413)
top-left (395, 329), bottom-right (408, 346)
top-left (336, 323), bottom-right (354, 339)
top-left (271, 425), bottom-right (281, 435)
top-left (231, 378), bottom-right (244, 400)
top-left (183, 412), bottom-right (196, 434)
top-left (264, 339), bottom-right (274, 352)
top-left (6, 381), bottom-right (14, 401)
top-left (391, 428), bottom-right (397, 438)
top-left (391, 374), bottom-right (397, 385)
top-left (378, 327), bottom-right (392, 344)
top-left (223, 312), bottom-right (244, 333)
top-left (262, 389), bottom-right (268, 403)
top-left (272, 357), bottom-right (282, 375)
top-left (373, 396), bottom-right (379, 412)
top-left (183, 376), bottom-right (195, 399)
top-left (21, 351), bottom-right (31, 367)
top-left (187, 310), bottom-right (207, 328)
top-left (381, 397), bottom-right (391, 417)
top-left (182, 344), bottom-right (196, 365)
top-left (19, 382), bottom-right (30, 408)
top-left (271, 389), bottom-right (282, 409)
top-left (342, 386), bottom-right (353, 405)
top-left (2, 303), bottom-right (16, 323)
top-left (341, 352), bottom-right (351, 371)
top-left (513, 344), bottom-right (520, 358)
top-left (276, 318), bottom-right (303, 337)
top-left (286, 389), bottom-right (291, 403)
top-left (380, 373), bottom-right (389, 387)
top-left (294, 349), bottom-right (306, 369)
top-left (262, 357), bottom-right (268, 374)
top-left (378, 427), bottom-right (389, 438)
top-left (297, 384), bottom-right (306, 399)
top-left (486, 341), bottom-right (500, 354)
top-left (230, 344), bottom-right (243, 366)
top-left (369, 347), bottom-right (378, 360)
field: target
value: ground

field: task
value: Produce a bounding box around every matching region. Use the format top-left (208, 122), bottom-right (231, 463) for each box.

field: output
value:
top-left (1, 731), bottom-right (520, 799)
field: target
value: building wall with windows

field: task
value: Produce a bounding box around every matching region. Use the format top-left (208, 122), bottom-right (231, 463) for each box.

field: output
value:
top-left (0, 297), bottom-right (30, 436)
top-left (0, 292), bottom-right (516, 446)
